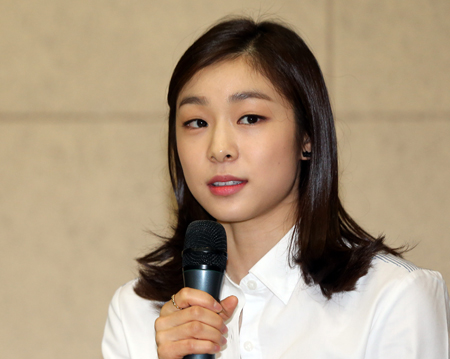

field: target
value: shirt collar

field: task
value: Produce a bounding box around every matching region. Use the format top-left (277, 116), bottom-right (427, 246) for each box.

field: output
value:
top-left (247, 226), bottom-right (301, 305)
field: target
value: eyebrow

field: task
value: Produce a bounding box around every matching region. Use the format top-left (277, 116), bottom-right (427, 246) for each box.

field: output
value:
top-left (229, 91), bottom-right (273, 103)
top-left (178, 96), bottom-right (208, 108)
top-left (178, 91), bottom-right (273, 109)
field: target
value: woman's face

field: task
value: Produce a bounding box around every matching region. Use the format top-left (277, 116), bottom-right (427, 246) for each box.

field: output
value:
top-left (176, 57), bottom-right (302, 227)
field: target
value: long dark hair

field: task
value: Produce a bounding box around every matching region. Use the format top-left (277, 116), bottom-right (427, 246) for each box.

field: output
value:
top-left (135, 17), bottom-right (402, 301)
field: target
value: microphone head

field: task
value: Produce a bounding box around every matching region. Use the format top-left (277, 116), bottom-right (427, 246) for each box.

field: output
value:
top-left (182, 220), bottom-right (227, 271)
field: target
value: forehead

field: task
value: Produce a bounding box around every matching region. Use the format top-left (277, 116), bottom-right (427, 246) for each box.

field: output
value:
top-left (176, 57), bottom-right (290, 108)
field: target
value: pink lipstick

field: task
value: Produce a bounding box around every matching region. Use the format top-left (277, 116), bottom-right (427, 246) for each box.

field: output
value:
top-left (207, 175), bottom-right (247, 196)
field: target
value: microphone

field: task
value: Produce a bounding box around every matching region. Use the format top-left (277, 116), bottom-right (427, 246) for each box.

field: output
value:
top-left (182, 220), bottom-right (228, 359)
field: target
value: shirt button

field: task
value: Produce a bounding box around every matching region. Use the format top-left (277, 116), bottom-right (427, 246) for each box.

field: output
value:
top-left (244, 341), bottom-right (254, 351)
top-left (247, 280), bottom-right (257, 290)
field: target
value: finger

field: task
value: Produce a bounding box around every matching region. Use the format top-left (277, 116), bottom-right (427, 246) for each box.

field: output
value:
top-left (156, 305), bottom-right (227, 334)
top-left (161, 288), bottom-right (222, 316)
top-left (218, 295), bottom-right (239, 321)
top-left (157, 338), bottom-right (221, 359)
top-left (156, 320), bottom-right (227, 347)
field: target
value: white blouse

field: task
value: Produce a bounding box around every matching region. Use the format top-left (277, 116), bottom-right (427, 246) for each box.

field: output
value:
top-left (102, 229), bottom-right (450, 358)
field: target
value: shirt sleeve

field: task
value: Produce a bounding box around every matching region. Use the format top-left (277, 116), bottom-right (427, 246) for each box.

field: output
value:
top-left (365, 269), bottom-right (450, 359)
top-left (102, 285), bottom-right (131, 359)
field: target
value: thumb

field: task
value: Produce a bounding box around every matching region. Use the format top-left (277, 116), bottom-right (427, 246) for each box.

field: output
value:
top-left (219, 295), bottom-right (238, 321)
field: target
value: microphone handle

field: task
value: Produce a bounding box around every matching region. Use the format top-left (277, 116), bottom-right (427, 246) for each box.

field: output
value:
top-left (183, 268), bottom-right (225, 359)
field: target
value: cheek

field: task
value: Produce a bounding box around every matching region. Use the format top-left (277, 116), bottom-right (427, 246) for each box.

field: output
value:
top-left (246, 143), bottom-right (298, 194)
top-left (176, 141), bottom-right (191, 177)
top-left (275, 150), bottom-right (299, 188)
top-left (178, 154), bottom-right (194, 181)
top-left (177, 142), bottom-right (202, 189)
top-left (260, 132), bottom-right (298, 169)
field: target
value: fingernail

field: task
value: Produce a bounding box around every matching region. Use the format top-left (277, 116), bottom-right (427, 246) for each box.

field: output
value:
top-left (221, 324), bottom-right (228, 334)
top-left (214, 344), bottom-right (221, 353)
top-left (220, 336), bottom-right (227, 345)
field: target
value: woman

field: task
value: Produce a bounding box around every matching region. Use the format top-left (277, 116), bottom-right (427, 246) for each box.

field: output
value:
top-left (102, 18), bottom-right (450, 358)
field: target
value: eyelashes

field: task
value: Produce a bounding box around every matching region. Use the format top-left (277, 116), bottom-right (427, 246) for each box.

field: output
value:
top-left (183, 119), bottom-right (208, 128)
top-left (238, 114), bottom-right (266, 125)
top-left (182, 114), bottom-right (266, 128)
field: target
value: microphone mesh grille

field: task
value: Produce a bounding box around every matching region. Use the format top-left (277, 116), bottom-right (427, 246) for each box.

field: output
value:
top-left (183, 220), bottom-right (227, 270)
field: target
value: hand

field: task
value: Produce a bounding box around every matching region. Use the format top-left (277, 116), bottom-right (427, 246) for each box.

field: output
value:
top-left (155, 287), bottom-right (238, 359)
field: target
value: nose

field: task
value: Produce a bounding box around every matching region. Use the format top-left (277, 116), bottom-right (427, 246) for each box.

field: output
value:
top-left (207, 121), bottom-right (238, 163)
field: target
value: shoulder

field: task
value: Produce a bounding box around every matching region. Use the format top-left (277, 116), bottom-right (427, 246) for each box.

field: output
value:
top-left (329, 253), bottom-right (450, 329)
top-left (109, 279), bottom-right (163, 330)
top-left (367, 253), bottom-right (447, 291)
top-left (102, 279), bottom-right (162, 359)
top-left (353, 254), bottom-right (450, 357)
top-left (111, 279), bottom-right (162, 312)
top-left (352, 253), bottom-right (449, 304)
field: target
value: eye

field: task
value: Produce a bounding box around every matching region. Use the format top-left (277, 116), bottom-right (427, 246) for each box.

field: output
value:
top-left (184, 119), bottom-right (208, 128)
top-left (238, 114), bottom-right (265, 125)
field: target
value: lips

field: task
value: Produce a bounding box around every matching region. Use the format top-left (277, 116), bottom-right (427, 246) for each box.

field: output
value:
top-left (211, 180), bottom-right (243, 187)
top-left (207, 175), bottom-right (247, 196)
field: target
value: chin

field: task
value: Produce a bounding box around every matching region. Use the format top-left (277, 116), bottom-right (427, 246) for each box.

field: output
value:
top-left (215, 213), bottom-right (265, 226)
top-left (205, 209), bottom-right (249, 224)
top-left (210, 214), bottom-right (244, 224)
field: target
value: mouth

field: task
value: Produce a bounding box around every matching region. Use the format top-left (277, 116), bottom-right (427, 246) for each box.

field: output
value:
top-left (211, 180), bottom-right (244, 187)
top-left (207, 175), bottom-right (247, 196)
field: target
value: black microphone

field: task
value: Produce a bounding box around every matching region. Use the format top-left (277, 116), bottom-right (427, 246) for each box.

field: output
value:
top-left (182, 220), bottom-right (228, 359)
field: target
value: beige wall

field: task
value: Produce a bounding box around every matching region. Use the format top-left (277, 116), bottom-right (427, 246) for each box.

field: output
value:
top-left (1, 1), bottom-right (448, 358)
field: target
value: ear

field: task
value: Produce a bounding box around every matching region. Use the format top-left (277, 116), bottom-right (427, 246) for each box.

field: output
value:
top-left (300, 137), bottom-right (311, 161)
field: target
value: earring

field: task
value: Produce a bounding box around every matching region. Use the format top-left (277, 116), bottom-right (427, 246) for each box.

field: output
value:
top-left (302, 151), bottom-right (311, 158)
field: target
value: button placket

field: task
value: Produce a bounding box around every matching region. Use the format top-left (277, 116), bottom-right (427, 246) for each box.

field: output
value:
top-left (243, 341), bottom-right (254, 351)
top-left (239, 276), bottom-right (265, 358)
top-left (247, 280), bottom-right (257, 290)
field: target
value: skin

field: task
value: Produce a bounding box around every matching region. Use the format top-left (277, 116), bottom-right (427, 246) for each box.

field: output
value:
top-left (156, 57), bottom-right (310, 358)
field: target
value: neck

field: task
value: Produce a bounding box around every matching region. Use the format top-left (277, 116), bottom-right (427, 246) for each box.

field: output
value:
top-left (220, 210), bottom-right (296, 284)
